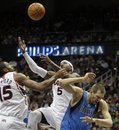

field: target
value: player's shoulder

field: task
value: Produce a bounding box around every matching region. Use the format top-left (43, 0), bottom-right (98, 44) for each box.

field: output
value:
top-left (13, 72), bottom-right (27, 82)
top-left (98, 99), bottom-right (108, 110)
top-left (99, 99), bottom-right (107, 105)
top-left (53, 78), bottom-right (62, 85)
top-left (72, 85), bottom-right (83, 98)
top-left (14, 72), bottom-right (26, 76)
top-left (5, 71), bottom-right (15, 79)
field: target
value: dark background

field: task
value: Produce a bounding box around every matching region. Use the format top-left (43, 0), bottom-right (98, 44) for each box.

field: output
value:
top-left (0, 0), bottom-right (119, 59)
top-left (1, 0), bottom-right (119, 15)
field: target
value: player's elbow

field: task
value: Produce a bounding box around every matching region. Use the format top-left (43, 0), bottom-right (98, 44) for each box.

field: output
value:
top-left (30, 67), bottom-right (38, 74)
top-left (105, 119), bottom-right (113, 128)
top-left (108, 120), bottom-right (113, 127)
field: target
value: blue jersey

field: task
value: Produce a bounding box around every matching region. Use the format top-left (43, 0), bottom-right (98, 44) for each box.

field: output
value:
top-left (60, 91), bottom-right (98, 130)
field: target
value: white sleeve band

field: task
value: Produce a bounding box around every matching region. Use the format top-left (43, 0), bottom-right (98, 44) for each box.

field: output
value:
top-left (23, 52), bottom-right (47, 78)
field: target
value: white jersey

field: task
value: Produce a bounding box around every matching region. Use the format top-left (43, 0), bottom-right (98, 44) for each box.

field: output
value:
top-left (39, 79), bottom-right (72, 129)
top-left (51, 79), bottom-right (72, 114)
top-left (0, 72), bottom-right (28, 121)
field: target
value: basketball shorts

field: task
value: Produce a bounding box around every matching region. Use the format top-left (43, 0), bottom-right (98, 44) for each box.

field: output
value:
top-left (0, 115), bottom-right (27, 130)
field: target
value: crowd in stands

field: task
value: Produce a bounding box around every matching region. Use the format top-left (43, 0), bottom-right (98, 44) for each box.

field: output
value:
top-left (0, 6), bottom-right (119, 45)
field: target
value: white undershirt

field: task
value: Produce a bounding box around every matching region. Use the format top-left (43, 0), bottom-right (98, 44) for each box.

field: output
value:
top-left (23, 52), bottom-right (47, 78)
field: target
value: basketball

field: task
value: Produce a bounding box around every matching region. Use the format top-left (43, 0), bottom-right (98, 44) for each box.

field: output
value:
top-left (27, 2), bottom-right (45, 21)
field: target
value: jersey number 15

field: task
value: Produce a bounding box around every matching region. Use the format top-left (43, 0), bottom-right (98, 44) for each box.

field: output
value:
top-left (0, 85), bottom-right (13, 101)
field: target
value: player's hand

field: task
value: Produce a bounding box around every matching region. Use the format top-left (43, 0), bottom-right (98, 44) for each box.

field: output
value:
top-left (80, 116), bottom-right (94, 123)
top-left (54, 69), bottom-right (67, 79)
top-left (18, 37), bottom-right (26, 53)
top-left (84, 72), bottom-right (96, 83)
top-left (40, 55), bottom-right (51, 64)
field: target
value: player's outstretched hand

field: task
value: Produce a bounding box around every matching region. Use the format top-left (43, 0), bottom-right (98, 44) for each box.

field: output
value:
top-left (18, 37), bottom-right (26, 54)
top-left (54, 69), bottom-right (67, 79)
top-left (84, 72), bottom-right (96, 83)
top-left (80, 116), bottom-right (94, 123)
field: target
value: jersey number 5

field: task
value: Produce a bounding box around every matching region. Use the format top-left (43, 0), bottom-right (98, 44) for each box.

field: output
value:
top-left (0, 85), bottom-right (13, 101)
top-left (57, 87), bottom-right (62, 95)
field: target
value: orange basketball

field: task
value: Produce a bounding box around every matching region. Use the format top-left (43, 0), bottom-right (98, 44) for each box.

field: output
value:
top-left (27, 2), bottom-right (45, 21)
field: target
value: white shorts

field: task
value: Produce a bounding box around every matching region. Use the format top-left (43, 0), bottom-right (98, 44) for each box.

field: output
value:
top-left (38, 107), bottom-right (62, 130)
top-left (0, 115), bottom-right (27, 130)
top-left (38, 107), bottom-right (56, 128)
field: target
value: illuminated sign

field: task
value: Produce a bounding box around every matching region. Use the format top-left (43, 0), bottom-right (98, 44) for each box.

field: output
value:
top-left (17, 45), bottom-right (104, 57)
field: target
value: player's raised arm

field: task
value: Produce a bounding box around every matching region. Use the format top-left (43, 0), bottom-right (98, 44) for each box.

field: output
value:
top-left (18, 37), bottom-right (48, 78)
top-left (40, 55), bottom-right (61, 71)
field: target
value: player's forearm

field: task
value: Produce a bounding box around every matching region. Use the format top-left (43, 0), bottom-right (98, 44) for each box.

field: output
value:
top-left (23, 52), bottom-right (47, 78)
top-left (38, 75), bottom-right (57, 90)
top-left (23, 77), bottom-right (55, 91)
top-left (60, 77), bottom-right (85, 86)
top-left (59, 77), bottom-right (85, 94)
top-left (92, 118), bottom-right (113, 128)
top-left (47, 60), bottom-right (61, 71)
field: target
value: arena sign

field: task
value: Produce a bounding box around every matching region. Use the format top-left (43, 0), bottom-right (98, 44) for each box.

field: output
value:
top-left (17, 45), bottom-right (104, 57)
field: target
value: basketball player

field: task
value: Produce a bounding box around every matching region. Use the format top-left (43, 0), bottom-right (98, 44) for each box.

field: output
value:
top-left (0, 61), bottom-right (65, 130)
top-left (59, 75), bottom-right (113, 130)
top-left (18, 37), bottom-right (80, 130)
